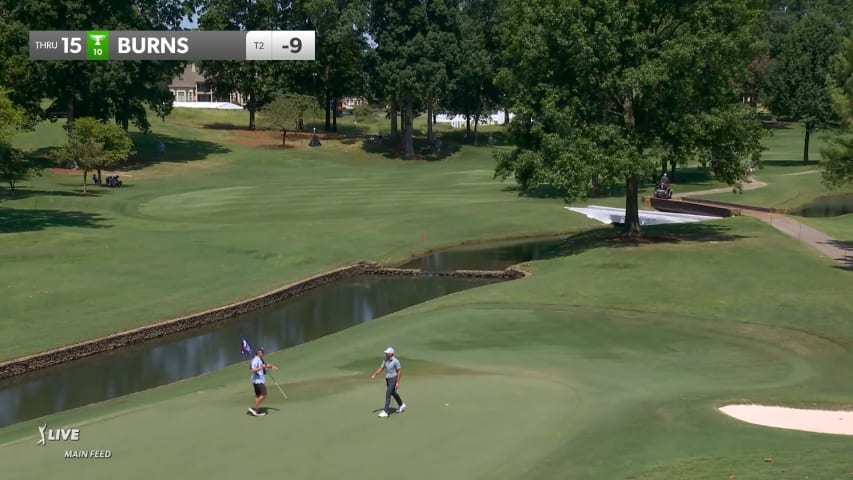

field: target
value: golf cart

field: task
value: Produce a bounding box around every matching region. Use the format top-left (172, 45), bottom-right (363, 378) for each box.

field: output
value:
top-left (654, 183), bottom-right (672, 199)
top-left (654, 173), bottom-right (672, 199)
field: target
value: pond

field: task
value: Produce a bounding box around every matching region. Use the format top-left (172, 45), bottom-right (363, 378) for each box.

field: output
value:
top-left (791, 194), bottom-right (853, 218)
top-left (0, 234), bottom-right (569, 428)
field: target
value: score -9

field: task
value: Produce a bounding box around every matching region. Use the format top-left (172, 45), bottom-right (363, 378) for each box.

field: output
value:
top-left (289, 37), bottom-right (302, 53)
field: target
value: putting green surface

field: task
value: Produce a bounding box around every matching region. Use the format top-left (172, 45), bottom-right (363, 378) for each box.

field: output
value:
top-left (1, 217), bottom-right (852, 479)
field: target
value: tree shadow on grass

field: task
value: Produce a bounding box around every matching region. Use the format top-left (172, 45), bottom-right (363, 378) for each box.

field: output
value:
top-left (824, 239), bottom-right (853, 271)
top-left (761, 160), bottom-right (815, 168)
top-left (761, 121), bottom-right (796, 130)
top-left (500, 184), bottom-right (569, 199)
top-left (120, 132), bottom-right (231, 171)
top-left (0, 208), bottom-right (110, 233)
top-left (360, 137), bottom-right (461, 161)
top-left (24, 147), bottom-right (59, 165)
top-left (0, 188), bottom-right (90, 202)
top-left (202, 122), bottom-right (245, 130)
top-left (500, 167), bottom-right (716, 201)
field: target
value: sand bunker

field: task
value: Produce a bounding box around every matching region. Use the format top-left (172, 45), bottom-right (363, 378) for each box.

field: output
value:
top-left (719, 404), bottom-right (853, 435)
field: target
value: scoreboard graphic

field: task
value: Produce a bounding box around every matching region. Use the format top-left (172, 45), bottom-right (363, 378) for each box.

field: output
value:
top-left (29, 31), bottom-right (316, 61)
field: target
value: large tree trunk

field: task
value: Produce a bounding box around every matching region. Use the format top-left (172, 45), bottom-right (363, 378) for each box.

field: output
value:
top-left (246, 90), bottom-right (256, 130)
top-left (120, 97), bottom-right (130, 131)
top-left (465, 115), bottom-right (471, 141)
top-left (404, 95), bottom-right (414, 160)
top-left (669, 159), bottom-right (678, 183)
top-left (282, 129), bottom-right (287, 146)
top-left (82, 170), bottom-right (89, 194)
top-left (623, 176), bottom-right (641, 238)
top-left (803, 124), bottom-right (811, 164)
top-left (474, 87), bottom-right (485, 145)
top-left (66, 96), bottom-right (75, 132)
top-left (503, 107), bottom-right (509, 125)
top-left (427, 97), bottom-right (434, 143)
top-left (473, 113), bottom-right (480, 145)
top-left (390, 98), bottom-right (399, 141)
top-left (332, 97), bottom-right (337, 132)
top-left (246, 91), bottom-right (256, 130)
top-left (621, 93), bottom-right (641, 238)
top-left (324, 93), bottom-right (332, 132)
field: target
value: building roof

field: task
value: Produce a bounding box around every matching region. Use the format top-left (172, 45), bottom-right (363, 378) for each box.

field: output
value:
top-left (170, 64), bottom-right (206, 88)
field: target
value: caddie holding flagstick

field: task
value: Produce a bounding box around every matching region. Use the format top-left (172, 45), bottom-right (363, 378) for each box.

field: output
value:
top-left (248, 347), bottom-right (278, 417)
top-left (370, 347), bottom-right (406, 418)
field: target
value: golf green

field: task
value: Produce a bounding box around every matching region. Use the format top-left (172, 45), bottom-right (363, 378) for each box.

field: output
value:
top-left (2, 111), bottom-right (852, 479)
top-left (1, 217), bottom-right (851, 479)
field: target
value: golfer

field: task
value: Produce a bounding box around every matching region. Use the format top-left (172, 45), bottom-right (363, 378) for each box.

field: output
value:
top-left (248, 348), bottom-right (277, 416)
top-left (370, 347), bottom-right (406, 418)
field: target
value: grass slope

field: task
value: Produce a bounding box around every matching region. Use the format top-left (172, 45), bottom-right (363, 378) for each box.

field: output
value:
top-left (1, 116), bottom-right (601, 361)
top-left (0, 218), bottom-right (851, 479)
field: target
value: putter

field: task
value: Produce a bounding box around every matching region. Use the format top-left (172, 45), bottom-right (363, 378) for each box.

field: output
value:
top-left (267, 371), bottom-right (288, 399)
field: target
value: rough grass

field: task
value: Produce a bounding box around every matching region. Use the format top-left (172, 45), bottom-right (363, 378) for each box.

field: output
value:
top-left (0, 218), bottom-right (851, 479)
top-left (0, 111), bottom-right (600, 361)
top-left (1, 111), bottom-right (852, 479)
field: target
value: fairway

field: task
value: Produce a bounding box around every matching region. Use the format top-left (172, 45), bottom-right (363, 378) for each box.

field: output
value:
top-left (0, 117), bottom-right (596, 361)
top-left (2, 111), bottom-right (853, 479)
top-left (1, 213), bottom-right (852, 478)
top-left (4, 0), bottom-right (853, 477)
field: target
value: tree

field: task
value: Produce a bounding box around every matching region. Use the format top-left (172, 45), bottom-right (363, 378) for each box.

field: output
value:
top-left (446, 0), bottom-right (501, 144)
top-left (100, 59), bottom-right (186, 133)
top-left (261, 94), bottom-right (322, 145)
top-left (369, 0), bottom-right (429, 158)
top-left (418, 1), bottom-right (461, 144)
top-left (494, 0), bottom-right (766, 238)
top-left (198, 0), bottom-right (285, 130)
top-left (0, 87), bottom-right (32, 140)
top-left (0, 87), bottom-right (39, 193)
top-left (0, 142), bottom-right (42, 193)
top-left (369, 0), bottom-right (461, 159)
top-left (821, 37), bottom-right (853, 186)
top-left (297, 0), bottom-right (370, 132)
top-left (0, 0), bottom-right (197, 128)
top-left (353, 103), bottom-right (375, 124)
top-left (55, 118), bottom-right (134, 193)
top-left (764, 12), bottom-right (841, 163)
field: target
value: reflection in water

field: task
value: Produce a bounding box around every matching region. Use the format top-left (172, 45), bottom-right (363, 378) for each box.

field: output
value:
top-left (400, 235), bottom-right (571, 272)
top-left (792, 194), bottom-right (853, 218)
top-left (0, 276), bottom-right (496, 428)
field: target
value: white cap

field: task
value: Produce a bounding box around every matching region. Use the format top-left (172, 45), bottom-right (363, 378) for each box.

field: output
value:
top-left (384, 347), bottom-right (395, 355)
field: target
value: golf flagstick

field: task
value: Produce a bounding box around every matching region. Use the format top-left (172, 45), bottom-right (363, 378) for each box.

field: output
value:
top-left (267, 371), bottom-right (288, 399)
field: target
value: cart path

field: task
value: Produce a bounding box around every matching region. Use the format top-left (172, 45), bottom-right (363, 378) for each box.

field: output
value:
top-left (742, 210), bottom-right (851, 267)
top-left (672, 180), bottom-right (851, 269)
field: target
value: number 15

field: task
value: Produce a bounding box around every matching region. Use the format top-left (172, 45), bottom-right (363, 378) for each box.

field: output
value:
top-left (62, 37), bottom-right (81, 54)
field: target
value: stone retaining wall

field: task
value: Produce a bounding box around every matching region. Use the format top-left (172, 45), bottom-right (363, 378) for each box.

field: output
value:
top-left (681, 196), bottom-right (787, 214)
top-left (649, 197), bottom-right (737, 217)
top-left (0, 263), bottom-right (526, 380)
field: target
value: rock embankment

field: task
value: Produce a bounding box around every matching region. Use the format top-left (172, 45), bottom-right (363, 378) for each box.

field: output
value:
top-left (0, 262), bottom-right (526, 380)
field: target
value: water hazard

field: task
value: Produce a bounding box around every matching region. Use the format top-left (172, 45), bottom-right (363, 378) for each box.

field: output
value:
top-left (791, 193), bottom-right (853, 217)
top-left (0, 235), bottom-right (570, 428)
